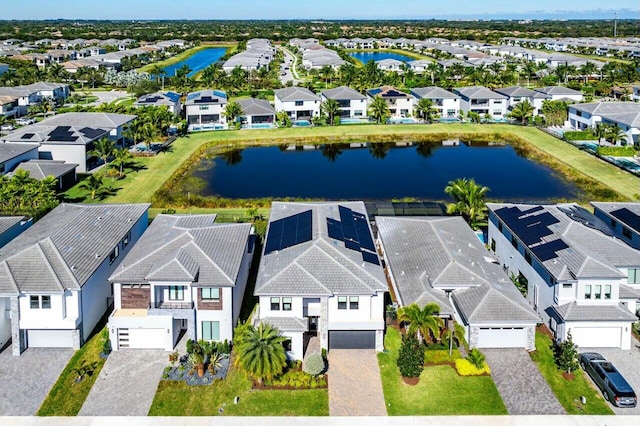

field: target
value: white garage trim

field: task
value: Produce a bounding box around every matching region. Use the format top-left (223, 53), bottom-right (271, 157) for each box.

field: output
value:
top-left (118, 328), bottom-right (165, 349)
top-left (477, 327), bottom-right (526, 348)
top-left (570, 327), bottom-right (622, 348)
top-left (28, 329), bottom-right (74, 348)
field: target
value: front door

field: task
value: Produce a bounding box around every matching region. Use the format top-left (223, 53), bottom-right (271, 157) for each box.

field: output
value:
top-left (308, 316), bottom-right (318, 333)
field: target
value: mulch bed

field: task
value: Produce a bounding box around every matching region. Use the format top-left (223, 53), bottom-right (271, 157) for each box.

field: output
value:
top-left (537, 324), bottom-right (554, 340)
top-left (562, 372), bottom-right (576, 381)
top-left (161, 354), bottom-right (230, 386)
top-left (402, 376), bottom-right (419, 386)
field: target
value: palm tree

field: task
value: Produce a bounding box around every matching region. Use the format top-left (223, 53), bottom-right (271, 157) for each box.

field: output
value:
top-left (149, 64), bottom-right (167, 90)
top-left (368, 96), bottom-right (390, 124)
top-left (509, 100), bottom-right (535, 125)
top-left (444, 178), bottom-right (490, 230)
top-left (223, 101), bottom-right (243, 127)
top-left (80, 174), bottom-right (106, 200)
top-left (397, 303), bottom-right (444, 345)
top-left (200, 64), bottom-right (223, 88)
top-left (591, 122), bottom-right (609, 146)
top-left (112, 148), bottom-right (133, 178)
top-left (234, 322), bottom-right (287, 385)
top-left (414, 98), bottom-right (438, 123)
top-left (321, 98), bottom-right (340, 125)
top-left (520, 61), bottom-right (537, 87)
top-left (88, 137), bottom-right (115, 166)
top-left (607, 125), bottom-right (628, 146)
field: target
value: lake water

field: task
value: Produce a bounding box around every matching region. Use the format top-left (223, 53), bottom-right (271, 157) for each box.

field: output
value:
top-left (162, 47), bottom-right (228, 77)
top-left (348, 51), bottom-right (415, 64)
top-left (190, 142), bottom-right (579, 201)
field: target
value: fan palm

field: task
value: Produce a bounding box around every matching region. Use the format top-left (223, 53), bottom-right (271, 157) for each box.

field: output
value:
top-left (397, 303), bottom-right (444, 345)
top-left (444, 177), bottom-right (490, 230)
top-left (234, 322), bottom-right (287, 385)
top-left (88, 137), bottom-right (115, 166)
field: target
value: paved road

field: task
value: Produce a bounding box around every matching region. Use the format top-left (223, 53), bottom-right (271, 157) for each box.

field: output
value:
top-left (83, 90), bottom-right (131, 107)
top-left (79, 349), bottom-right (167, 416)
top-left (278, 46), bottom-right (301, 85)
top-left (327, 349), bottom-right (386, 416)
top-left (484, 349), bottom-right (565, 415)
top-left (0, 345), bottom-right (73, 415)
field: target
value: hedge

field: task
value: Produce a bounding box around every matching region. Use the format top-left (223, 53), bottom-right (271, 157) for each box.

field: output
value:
top-left (563, 131), bottom-right (598, 141)
top-left (596, 146), bottom-right (638, 157)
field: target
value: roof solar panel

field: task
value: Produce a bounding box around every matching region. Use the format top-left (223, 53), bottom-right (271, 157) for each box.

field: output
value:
top-left (531, 239), bottom-right (570, 262)
top-left (21, 133), bottom-right (35, 139)
top-left (327, 217), bottom-right (343, 241)
top-left (79, 127), bottom-right (106, 139)
top-left (362, 251), bottom-right (380, 265)
top-left (611, 208), bottom-right (640, 233)
top-left (264, 210), bottom-right (312, 254)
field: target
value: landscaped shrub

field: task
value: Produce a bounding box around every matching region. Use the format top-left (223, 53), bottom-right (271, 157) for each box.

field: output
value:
top-left (303, 353), bottom-right (325, 376)
top-left (264, 370), bottom-right (327, 388)
top-left (455, 359), bottom-right (491, 376)
top-left (397, 335), bottom-right (425, 378)
top-left (466, 348), bottom-right (486, 369)
top-left (596, 146), bottom-right (638, 157)
top-left (563, 131), bottom-right (598, 141)
top-left (554, 332), bottom-right (579, 374)
top-left (424, 349), bottom-right (461, 365)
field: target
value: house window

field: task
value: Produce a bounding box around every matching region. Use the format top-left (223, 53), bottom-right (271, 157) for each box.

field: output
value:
top-left (121, 231), bottom-right (131, 249)
top-left (271, 297), bottom-right (280, 310)
top-left (349, 296), bottom-right (359, 310)
top-left (282, 297), bottom-right (292, 311)
top-left (354, 110), bottom-right (363, 117)
top-left (283, 339), bottom-right (292, 352)
top-left (202, 288), bottom-right (220, 301)
top-left (493, 109), bottom-right (502, 115)
top-left (629, 269), bottom-right (640, 285)
top-left (168, 286), bottom-right (184, 301)
top-left (511, 236), bottom-right (518, 250)
top-left (622, 227), bottom-right (632, 239)
top-left (41, 295), bottom-right (51, 309)
top-left (109, 245), bottom-right (119, 264)
top-left (29, 295), bottom-right (51, 309)
top-left (562, 283), bottom-right (573, 289)
top-left (584, 284), bottom-right (592, 299)
top-left (490, 238), bottom-right (496, 252)
top-left (525, 251), bottom-right (532, 265)
top-left (498, 222), bottom-right (503, 232)
top-left (199, 105), bottom-right (209, 110)
top-left (294, 101), bottom-right (303, 106)
top-left (202, 321), bottom-right (220, 340)
top-left (338, 296), bottom-right (347, 310)
top-left (594, 285), bottom-right (602, 300)
top-left (30, 295), bottom-right (40, 309)
top-left (604, 285), bottom-right (612, 300)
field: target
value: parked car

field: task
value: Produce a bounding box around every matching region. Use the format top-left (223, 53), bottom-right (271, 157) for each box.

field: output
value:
top-left (580, 352), bottom-right (637, 407)
top-left (0, 124), bottom-right (15, 131)
top-left (16, 117), bottom-right (35, 126)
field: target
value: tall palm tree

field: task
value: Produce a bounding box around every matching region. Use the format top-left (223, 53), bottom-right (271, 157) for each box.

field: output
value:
top-left (509, 100), bottom-right (535, 125)
top-left (112, 148), bottom-right (133, 178)
top-left (223, 101), bottom-right (243, 127)
top-left (414, 98), bottom-right (438, 123)
top-left (149, 64), bottom-right (167, 90)
top-left (200, 63), bottom-right (223, 88)
top-left (591, 122), bottom-right (609, 146)
top-left (88, 137), bottom-right (115, 166)
top-left (607, 125), bottom-right (628, 146)
top-left (368, 96), bottom-right (390, 124)
top-left (79, 174), bottom-right (107, 200)
top-left (397, 303), bottom-right (444, 345)
top-left (520, 61), bottom-right (537, 87)
top-left (321, 98), bottom-right (340, 125)
top-left (444, 178), bottom-right (490, 230)
top-left (234, 322), bottom-right (287, 385)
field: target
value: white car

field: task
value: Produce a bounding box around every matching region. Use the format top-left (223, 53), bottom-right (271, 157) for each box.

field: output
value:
top-left (16, 118), bottom-right (35, 126)
top-left (0, 124), bottom-right (15, 131)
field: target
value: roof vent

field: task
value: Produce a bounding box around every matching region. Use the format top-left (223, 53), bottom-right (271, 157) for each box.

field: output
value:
top-left (71, 266), bottom-right (77, 271)
top-left (95, 254), bottom-right (100, 258)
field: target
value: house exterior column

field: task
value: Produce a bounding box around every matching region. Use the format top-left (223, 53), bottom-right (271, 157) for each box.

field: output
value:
top-left (319, 298), bottom-right (328, 350)
top-left (11, 297), bottom-right (23, 356)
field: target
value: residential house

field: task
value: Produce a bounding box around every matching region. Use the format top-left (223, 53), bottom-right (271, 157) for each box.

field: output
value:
top-left (376, 59), bottom-right (404, 73)
top-left (0, 142), bottom-right (39, 174)
top-left (407, 60), bottom-right (432, 74)
top-left (0, 203), bottom-right (149, 355)
top-left (568, 102), bottom-right (640, 146)
top-left (107, 214), bottom-right (253, 350)
top-left (366, 86), bottom-right (415, 119)
top-left (185, 90), bottom-right (228, 132)
top-left (534, 86), bottom-right (584, 102)
top-left (494, 86), bottom-right (550, 116)
top-left (223, 39), bottom-right (274, 72)
top-left (10, 160), bottom-right (78, 191)
top-left (320, 86), bottom-right (368, 119)
top-left (273, 87), bottom-right (321, 121)
top-left (487, 203), bottom-right (640, 350)
top-left (377, 216), bottom-right (539, 350)
top-left (453, 86), bottom-right (508, 119)
top-left (134, 92), bottom-right (182, 115)
top-left (0, 95), bottom-right (19, 118)
top-left (301, 48), bottom-right (345, 70)
top-left (591, 202), bottom-right (640, 250)
top-left (0, 82), bottom-right (70, 116)
top-left (237, 98), bottom-right (276, 127)
top-left (410, 87), bottom-right (460, 119)
top-left (255, 201), bottom-right (388, 360)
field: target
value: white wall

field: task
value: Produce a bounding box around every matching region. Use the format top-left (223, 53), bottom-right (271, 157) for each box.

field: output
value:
top-left (274, 99), bottom-right (320, 119)
top-left (0, 297), bottom-right (11, 348)
top-left (38, 143), bottom-right (87, 172)
top-left (281, 331), bottom-right (304, 361)
top-left (326, 292), bottom-right (385, 330)
top-left (19, 291), bottom-right (79, 331)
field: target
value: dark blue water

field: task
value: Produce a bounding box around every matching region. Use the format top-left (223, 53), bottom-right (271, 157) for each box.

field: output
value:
top-left (191, 143), bottom-right (579, 201)
top-left (349, 51), bottom-right (414, 64)
top-left (162, 47), bottom-right (228, 77)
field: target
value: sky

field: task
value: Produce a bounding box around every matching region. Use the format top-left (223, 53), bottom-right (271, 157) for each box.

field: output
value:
top-left (2, 0), bottom-right (639, 20)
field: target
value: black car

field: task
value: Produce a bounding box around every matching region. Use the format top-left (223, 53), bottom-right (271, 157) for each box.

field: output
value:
top-left (580, 352), bottom-right (637, 407)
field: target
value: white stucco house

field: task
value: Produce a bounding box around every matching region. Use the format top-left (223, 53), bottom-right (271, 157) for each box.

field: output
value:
top-left (255, 201), bottom-right (388, 360)
top-left (0, 203), bottom-right (150, 355)
top-left (237, 98), bottom-right (276, 127)
top-left (487, 203), bottom-right (640, 350)
top-left (134, 92), bottom-right (182, 115)
top-left (273, 87), bottom-right (321, 121)
top-left (534, 86), bottom-right (584, 102)
top-left (376, 58), bottom-right (404, 73)
top-left (453, 86), bottom-right (508, 120)
top-left (185, 90), bottom-right (228, 132)
top-left (568, 102), bottom-right (640, 146)
top-left (366, 86), bottom-right (415, 119)
top-left (108, 214), bottom-right (254, 351)
top-left (320, 86), bottom-right (368, 120)
top-left (494, 86), bottom-right (550, 116)
top-left (410, 87), bottom-right (461, 119)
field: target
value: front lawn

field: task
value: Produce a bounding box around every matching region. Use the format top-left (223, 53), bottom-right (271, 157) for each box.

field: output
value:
top-left (378, 328), bottom-right (507, 415)
top-left (148, 357), bottom-right (328, 416)
top-left (529, 331), bottom-right (613, 415)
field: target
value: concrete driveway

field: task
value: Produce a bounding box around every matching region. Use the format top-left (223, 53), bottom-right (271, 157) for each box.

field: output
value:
top-left (582, 342), bottom-right (640, 415)
top-left (79, 349), bottom-right (167, 416)
top-left (327, 349), bottom-right (386, 416)
top-left (84, 90), bottom-right (131, 106)
top-left (0, 345), bottom-right (73, 415)
top-left (484, 349), bottom-right (565, 415)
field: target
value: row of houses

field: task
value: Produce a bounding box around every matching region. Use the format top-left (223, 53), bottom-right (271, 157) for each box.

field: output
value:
top-left (1, 200), bottom-right (638, 358)
top-left (222, 38), bottom-right (276, 73)
top-left (503, 37), bottom-right (640, 59)
top-left (0, 82), bottom-right (70, 117)
top-left (289, 39), bottom-right (346, 70)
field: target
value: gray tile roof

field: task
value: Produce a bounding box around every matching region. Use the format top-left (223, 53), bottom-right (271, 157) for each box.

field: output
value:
top-left (39, 112), bottom-right (136, 129)
top-left (2, 124), bottom-right (109, 146)
top-left (488, 203), bottom-right (640, 281)
top-left (569, 103), bottom-right (640, 128)
top-left (494, 86), bottom-right (546, 99)
top-left (109, 214), bottom-right (250, 287)
top-left (551, 303), bottom-right (637, 322)
top-left (237, 98), bottom-right (276, 116)
top-left (410, 87), bottom-right (459, 100)
top-left (255, 202), bottom-right (387, 297)
top-left (274, 87), bottom-right (320, 102)
top-left (535, 86), bottom-right (583, 96)
top-left (321, 86), bottom-right (367, 101)
top-left (0, 203), bottom-right (149, 295)
top-left (377, 216), bottom-right (538, 324)
top-left (453, 86), bottom-right (507, 100)
top-left (259, 316), bottom-right (308, 332)
top-left (0, 216), bottom-right (24, 236)
top-left (185, 90), bottom-right (227, 106)
top-left (0, 142), bottom-right (39, 164)
top-left (619, 284), bottom-right (640, 300)
top-left (591, 202), bottom-right (640, 234)
top-left (11, 160), bottom-right (77, 180)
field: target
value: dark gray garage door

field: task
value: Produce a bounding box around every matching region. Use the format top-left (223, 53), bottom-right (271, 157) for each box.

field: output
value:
top-left (329, 330), bottom-right (376, 349)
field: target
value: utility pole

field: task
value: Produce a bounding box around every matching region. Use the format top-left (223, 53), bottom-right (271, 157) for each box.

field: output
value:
top-left (614, 12), bottom-right (618, 38)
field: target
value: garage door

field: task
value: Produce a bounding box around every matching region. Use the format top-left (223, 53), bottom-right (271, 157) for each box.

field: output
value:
top-left (570, 327), bottom-right (622, 348)
top-left (477, 327), bottom-right (526, 348)
top-left (118, 328), bottom-right (165, 349)
top-left (329, 331), bottom-right (375, 349)
top-left (28, 330), bottom-right (74, 348)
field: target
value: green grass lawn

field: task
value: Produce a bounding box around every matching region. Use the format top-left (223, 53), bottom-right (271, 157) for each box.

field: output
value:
top-left (37, 328), bottom-right (108, 416)
top-left (529, 331), bottom-right (613, 415)
top-left (378, 328), bottom-right (507, 415)
top-left (148, 358), bottom-right (328, 416)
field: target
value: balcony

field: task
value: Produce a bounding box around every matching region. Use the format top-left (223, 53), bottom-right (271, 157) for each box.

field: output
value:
top-left (152, 301), bottom-right (194, 309)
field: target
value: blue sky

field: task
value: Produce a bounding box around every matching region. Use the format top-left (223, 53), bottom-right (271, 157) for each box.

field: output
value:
top-left (3, 0), bottom-right (638, 20)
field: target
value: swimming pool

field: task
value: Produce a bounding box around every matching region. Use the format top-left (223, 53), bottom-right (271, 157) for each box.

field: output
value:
top-left (438, 118), bottom-right (461, 123)
top-left (387, 117), bottom-right (417, 124)
top-left (189, 124), bottom-right (227, 132)
top-left (293, 120), bottom-right (312, 127)
top-left (613, 158), bottom-right (640, 173)
top-left (247, 123), bottom-right (275, 129)
top-left (340, 118), bottom-right (370, 124)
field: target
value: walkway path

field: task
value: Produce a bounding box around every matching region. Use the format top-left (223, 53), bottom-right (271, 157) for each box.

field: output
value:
top-left (484, 349), bottom-right (565, 415)
top-left (279, 46), bottom-right (302, 83)
top-left (327, 349), bottom-right (386, 416)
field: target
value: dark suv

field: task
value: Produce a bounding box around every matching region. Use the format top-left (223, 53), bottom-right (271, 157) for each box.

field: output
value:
top-left (580, 352), bottom-right (637, 407)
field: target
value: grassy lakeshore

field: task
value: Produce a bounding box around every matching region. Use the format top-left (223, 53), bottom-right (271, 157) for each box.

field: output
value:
top-left (72, 124), bottom-right (640, 206)
top-left (138, 44), bottom-right (234, 73)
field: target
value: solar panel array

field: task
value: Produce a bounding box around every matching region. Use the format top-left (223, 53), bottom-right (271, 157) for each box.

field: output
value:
top-left (327, 205), bottom-right (380, 265)
top-left (47, 126), bottom-right (78, 142)
top-left (264, 210), bottom-right (313, 254)
top-left (611, 208), bottom-right (640, 233)
top-left (79, 127), bottom-right (106, 140)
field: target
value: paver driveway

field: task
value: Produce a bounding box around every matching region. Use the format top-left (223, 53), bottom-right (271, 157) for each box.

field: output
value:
top-left (0, 345), bottom-right (73, 415)
top-left (79, 349), bottom-right (166, 416)
top-left (328, 349), bottom-right (386, 416)
top-left (484, 349), bottom-right (565, 415)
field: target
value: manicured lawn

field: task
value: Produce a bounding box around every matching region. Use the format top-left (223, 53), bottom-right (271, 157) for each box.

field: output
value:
top-left (378, 328), bottom-right (507, 415)
top-left (148, 358), bottom-right (328, 416)
top-left (37, 328), bottom-right (108, 416)
top-left (529, 331), bottom-right (613, 415)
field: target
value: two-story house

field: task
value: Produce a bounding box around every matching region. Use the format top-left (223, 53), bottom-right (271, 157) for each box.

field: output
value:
top-left (534, 86), bottom-right (584, 102)
top-left (453, 86), bottom-right (507, 119)
top-left (592, 202), bottom-right (640, 250)
top-left (185, 90), bottom-right (228, 132)
top-left (320, 86), bottom-right (368, 120)
top-left (366, 86), bottom-right (415, 119)
top-left (107, 214), bottom-right (254, 350)
top-left (273, 87), bottom-right (321, 122)
top-left (134, 92), bottom-right (182, 116)
top-left (0, 203), bottom-right (149, 355)
top-left (568, 102), bottom-right (640, 147)
top-left (487, 203), bottom-right (640, 350)
top-left (255, 201), bottom-right (388, 360)
top-left (494, 86), bottom-right (550, 116)
top-left (410, 87), bottom-right (461, 119)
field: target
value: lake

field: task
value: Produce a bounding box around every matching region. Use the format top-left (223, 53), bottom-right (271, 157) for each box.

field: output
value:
top-left (162, 47), bottom-right (228, 77)
top-left (348, 51), bottom-right (415, 64)
top-left (189, 141), bottom-right (579, 201)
